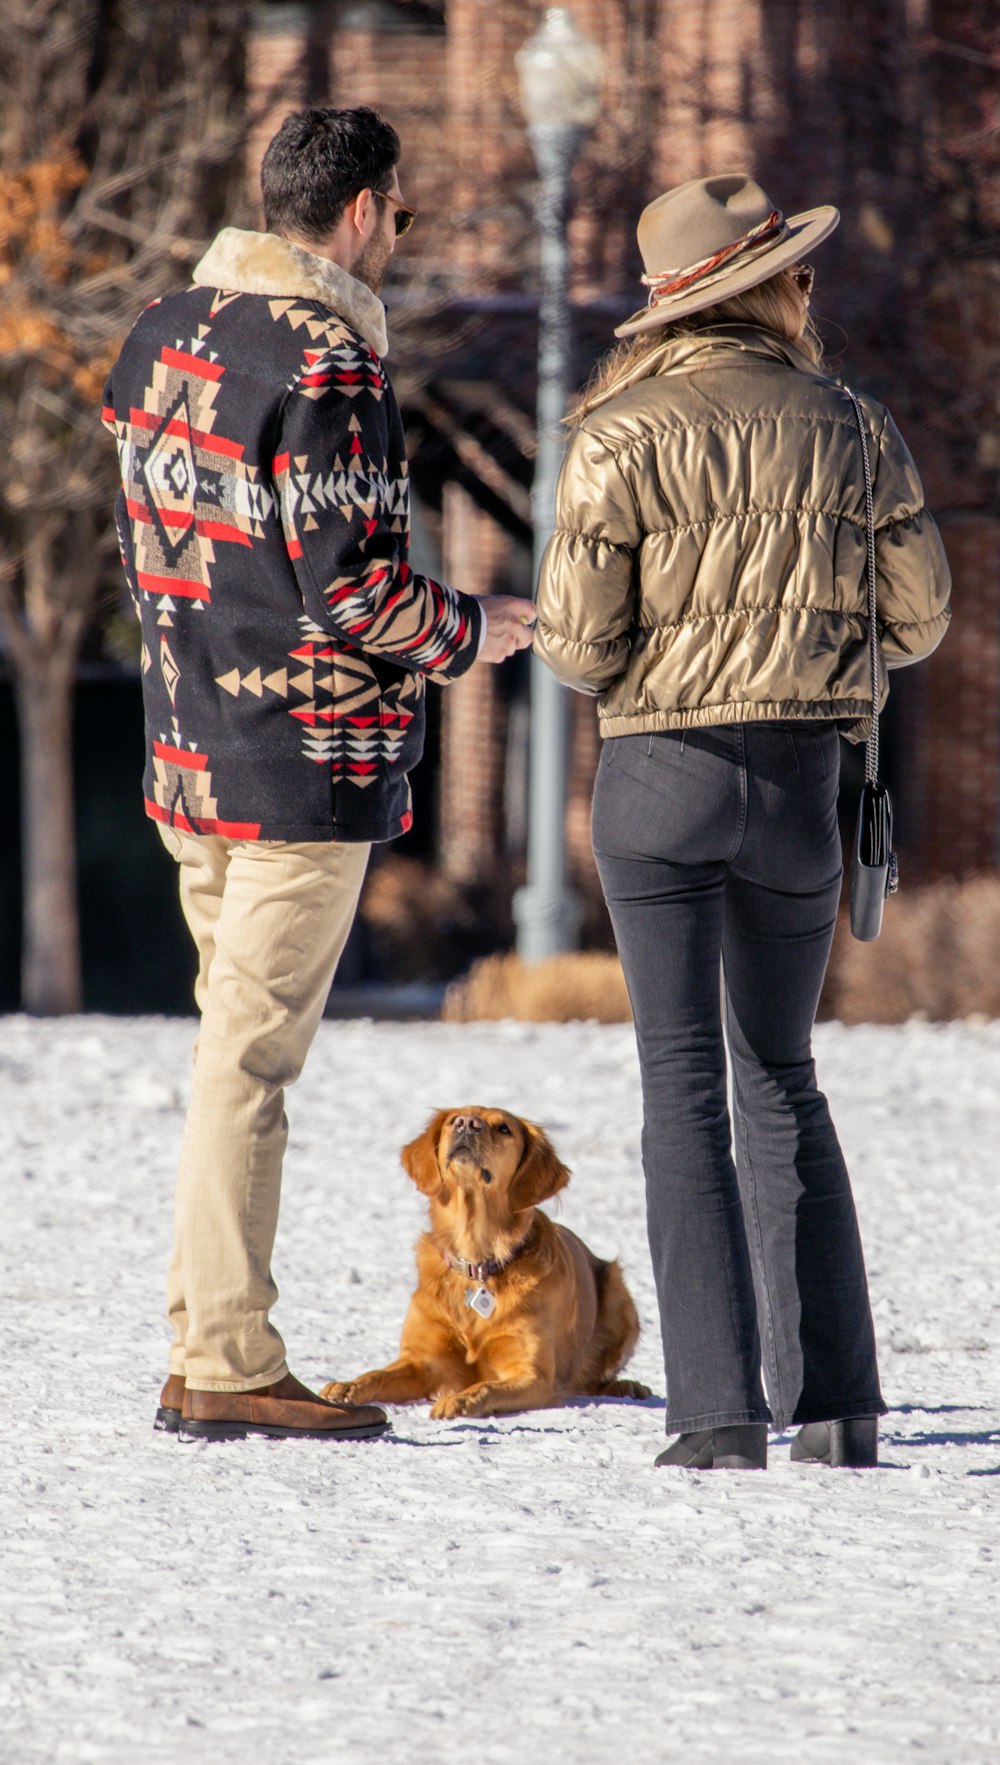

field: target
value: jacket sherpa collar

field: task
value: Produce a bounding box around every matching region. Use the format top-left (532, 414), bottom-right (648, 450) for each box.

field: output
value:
top-left (193, 227), bottom-right (389, 358)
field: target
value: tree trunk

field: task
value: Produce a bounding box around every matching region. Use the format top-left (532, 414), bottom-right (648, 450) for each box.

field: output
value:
top-left (16, 651), bottom-right (82, 1014)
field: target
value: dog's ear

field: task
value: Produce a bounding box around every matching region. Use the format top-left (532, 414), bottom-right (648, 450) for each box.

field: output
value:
top-left (401, 1111), bottom-right (452, 1202)
top-left (510, 1120), bottom-right (570, 1212)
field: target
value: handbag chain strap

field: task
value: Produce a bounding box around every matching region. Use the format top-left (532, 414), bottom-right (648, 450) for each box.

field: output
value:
top-left (843, 384), bottom-right (880, 787)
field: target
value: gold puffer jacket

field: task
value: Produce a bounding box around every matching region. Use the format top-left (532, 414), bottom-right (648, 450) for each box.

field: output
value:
top-left (534, 326), bottom-right (951, 737)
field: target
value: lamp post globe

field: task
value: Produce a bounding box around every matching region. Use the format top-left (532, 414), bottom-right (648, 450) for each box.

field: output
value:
top-left (513, 10), bottom-right (603, 964)
top-left (515, 7), bottom-right (604, 129)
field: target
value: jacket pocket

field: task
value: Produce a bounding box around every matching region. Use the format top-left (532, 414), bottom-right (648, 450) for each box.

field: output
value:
top-left (378, 672), bottom-right (424, 782)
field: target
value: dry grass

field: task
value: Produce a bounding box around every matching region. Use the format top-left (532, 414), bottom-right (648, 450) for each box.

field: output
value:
top-left (443, 951), bottom-right (632, 1023)
top-left (359, 856), bottom-right (512, 984)
top-left (827, 873), bottom-right (1000, 1024)
top-left (442, 876), bottom-right (1000, 1025)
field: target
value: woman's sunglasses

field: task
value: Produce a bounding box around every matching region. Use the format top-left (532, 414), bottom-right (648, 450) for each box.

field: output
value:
top-left (791, 261), bottom-right (814, 298)
top-left (373, 190), bottom-right (416, 238)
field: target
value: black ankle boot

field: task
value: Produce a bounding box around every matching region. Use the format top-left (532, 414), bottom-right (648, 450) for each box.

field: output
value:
top-left (655, 1424), bottom-right (767, 1469)
top-left (790, 1417), bottom-right (878, 1467)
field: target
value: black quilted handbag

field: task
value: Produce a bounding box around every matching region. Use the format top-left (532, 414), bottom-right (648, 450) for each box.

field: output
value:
top-left (844, 386), bottom-right (899, 942)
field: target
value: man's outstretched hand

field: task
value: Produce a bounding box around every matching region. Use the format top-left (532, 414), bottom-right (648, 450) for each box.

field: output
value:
top-left (476, 595), bottom-right (537, 663)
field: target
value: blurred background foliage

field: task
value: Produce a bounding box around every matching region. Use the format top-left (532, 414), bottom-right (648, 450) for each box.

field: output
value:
top-left (1, 0), bottom-right (998, 1017)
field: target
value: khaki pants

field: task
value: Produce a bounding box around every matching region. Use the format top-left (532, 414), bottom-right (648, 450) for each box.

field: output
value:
top-left (157, 824), bottom-right (370, 1390)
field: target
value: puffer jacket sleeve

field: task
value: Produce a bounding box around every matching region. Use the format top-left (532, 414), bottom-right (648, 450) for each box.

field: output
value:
top-left (533, 423), bottom-right (641, 694)
top-left (870, 406), bottom-right (951, 669)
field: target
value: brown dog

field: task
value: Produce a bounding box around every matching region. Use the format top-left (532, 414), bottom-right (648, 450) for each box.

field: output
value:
top-left (321, 1107), bottom-right (652, 1419)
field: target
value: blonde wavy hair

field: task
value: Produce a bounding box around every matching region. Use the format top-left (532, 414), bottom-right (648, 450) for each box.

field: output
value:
top-left (569, 267), bottom-right (822, 424)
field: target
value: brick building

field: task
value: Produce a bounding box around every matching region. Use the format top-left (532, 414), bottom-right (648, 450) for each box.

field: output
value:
top-left (249, 0), bottom-right (1000, 904)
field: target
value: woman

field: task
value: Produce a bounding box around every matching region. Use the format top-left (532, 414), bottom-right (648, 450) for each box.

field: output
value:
top-left (533, 174), bottom-right (951, 1470)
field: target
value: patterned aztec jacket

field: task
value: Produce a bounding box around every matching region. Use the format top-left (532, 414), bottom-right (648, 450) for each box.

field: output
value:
top-left (102, 228), bottom-right (484, 843)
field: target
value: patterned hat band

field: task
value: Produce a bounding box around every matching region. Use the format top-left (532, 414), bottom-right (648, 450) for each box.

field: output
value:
top-left (642, 209), bottom-right (790, 308)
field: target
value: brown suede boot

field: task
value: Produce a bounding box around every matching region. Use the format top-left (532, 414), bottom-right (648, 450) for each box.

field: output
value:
top-left (154, 1373), bottom-right (186, 1435)
top-left (179, 1371), bottom-right (389, 1442)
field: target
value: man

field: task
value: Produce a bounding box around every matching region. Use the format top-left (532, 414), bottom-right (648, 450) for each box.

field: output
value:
top-left (102, 107), bottom-right (534, 1443)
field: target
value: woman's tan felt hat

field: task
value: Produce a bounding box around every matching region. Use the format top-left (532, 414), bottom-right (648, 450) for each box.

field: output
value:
top-left (615, 172), bottom-right (839, 337)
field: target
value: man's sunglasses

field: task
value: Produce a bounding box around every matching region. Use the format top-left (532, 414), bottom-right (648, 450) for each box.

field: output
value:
top-left (373, 190), bottom-right (416, 237)
top-left (791, 261), bottom-right (814, 298)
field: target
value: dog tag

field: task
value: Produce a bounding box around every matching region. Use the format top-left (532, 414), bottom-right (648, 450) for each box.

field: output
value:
top-left (465, 1285), bottom-right (497, 1319)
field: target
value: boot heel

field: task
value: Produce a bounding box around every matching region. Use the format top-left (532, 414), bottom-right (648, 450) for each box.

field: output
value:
top-left (791, 1417), bottom-right (878, 1467)
top-left (828, 1417), bottom-right (878, 1467)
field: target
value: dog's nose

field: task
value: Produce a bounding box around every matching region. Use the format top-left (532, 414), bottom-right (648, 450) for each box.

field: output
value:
top-left (451, 1114), bottom-right (484, 1134)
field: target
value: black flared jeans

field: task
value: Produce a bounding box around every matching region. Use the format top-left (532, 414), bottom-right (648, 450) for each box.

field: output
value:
top-left (593, 722), bottom-right (886, 1434)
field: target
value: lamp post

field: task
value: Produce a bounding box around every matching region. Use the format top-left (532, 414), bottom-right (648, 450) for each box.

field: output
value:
top-left (513, 7), bottom-right (603, 964)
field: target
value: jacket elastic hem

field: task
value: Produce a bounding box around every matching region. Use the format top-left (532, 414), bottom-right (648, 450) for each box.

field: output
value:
top-left (599, 700), bottom-right (871, 737)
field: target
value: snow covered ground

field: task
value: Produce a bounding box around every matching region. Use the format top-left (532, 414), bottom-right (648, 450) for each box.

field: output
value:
top-left (2, 1012), bottom-right (999, 1765)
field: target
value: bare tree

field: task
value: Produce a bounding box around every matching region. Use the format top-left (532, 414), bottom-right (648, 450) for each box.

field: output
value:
top-left (0, 0), bottom-right (250, 1013)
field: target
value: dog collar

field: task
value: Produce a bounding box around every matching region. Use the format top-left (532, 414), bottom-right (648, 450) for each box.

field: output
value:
top-left (441, 1226), bottom-right (535, 1285)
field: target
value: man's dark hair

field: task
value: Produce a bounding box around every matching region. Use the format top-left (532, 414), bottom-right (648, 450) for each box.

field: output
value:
top-left (261, 106), bottom-right (401, 241)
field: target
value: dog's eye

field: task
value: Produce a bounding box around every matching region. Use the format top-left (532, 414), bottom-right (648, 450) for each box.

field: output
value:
top-left (496, 1122), bottom-right (512, 1135)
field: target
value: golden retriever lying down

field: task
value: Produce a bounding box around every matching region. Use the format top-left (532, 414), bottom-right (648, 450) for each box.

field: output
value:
top-left (322, 1107), bottom-right (652, 1419)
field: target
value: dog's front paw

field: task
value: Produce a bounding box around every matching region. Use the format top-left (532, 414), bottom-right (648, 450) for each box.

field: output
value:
top-left (431, 1388), bottom-right (488, 1420)
top-left (320, 1379), bottom-right (356, 1403)
top-left (621, 1379), bottom-right (654, 1400)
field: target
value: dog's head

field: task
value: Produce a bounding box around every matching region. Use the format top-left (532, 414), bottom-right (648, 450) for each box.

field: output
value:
top-left (401, 1107), bottom-right (569, 1218)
